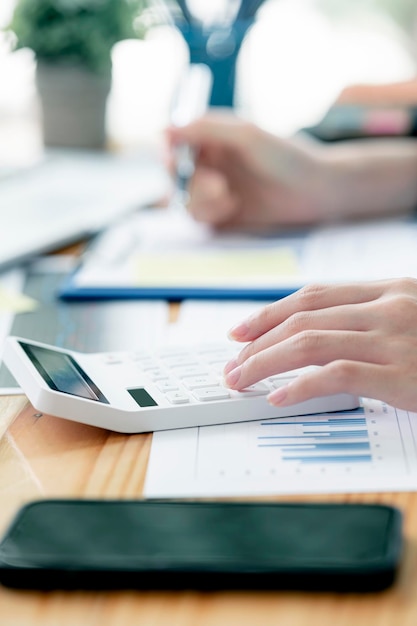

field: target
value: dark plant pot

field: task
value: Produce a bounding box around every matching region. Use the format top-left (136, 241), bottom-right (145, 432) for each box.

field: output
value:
top-left (36, 62), bottom-right (112, 150)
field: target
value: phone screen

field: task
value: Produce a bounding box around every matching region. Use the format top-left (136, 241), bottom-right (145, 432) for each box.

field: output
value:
top-left (0, 500), bottom-right (402, 591)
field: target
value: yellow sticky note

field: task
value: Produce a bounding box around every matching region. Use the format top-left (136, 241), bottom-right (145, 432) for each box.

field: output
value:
top-left (0, 286), bottom-right (39, 313)
top-left (134, 248), bottom-right (299, 287)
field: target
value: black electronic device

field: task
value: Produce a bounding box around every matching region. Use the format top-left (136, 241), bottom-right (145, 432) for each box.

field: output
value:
top-left (0, 500), bottom-right (403, 592)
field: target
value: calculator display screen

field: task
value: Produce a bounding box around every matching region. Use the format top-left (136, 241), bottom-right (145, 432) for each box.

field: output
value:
top-left (127, 387), bottom-right (158, 407)
top-left (19, 342), bottom-right (108, 403)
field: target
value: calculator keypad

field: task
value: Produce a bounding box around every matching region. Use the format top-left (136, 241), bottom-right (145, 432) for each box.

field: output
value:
top-left (100, 345), bottom-right (294, 406)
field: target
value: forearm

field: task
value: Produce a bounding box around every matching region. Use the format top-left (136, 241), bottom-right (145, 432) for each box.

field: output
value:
top-left (320, 138), bottom-right (417, 220)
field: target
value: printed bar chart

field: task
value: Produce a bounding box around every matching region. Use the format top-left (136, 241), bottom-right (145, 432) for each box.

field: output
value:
top-left (145, 400), bottom-right (417, 497)
top-left (257, 410), bottom-right (373, 464)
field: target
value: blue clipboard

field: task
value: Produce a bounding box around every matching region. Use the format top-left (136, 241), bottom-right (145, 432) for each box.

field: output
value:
top-left (58, 210), bottom-right (307, 302)
top-left (58, 212), bottom-right (417, 302)
top-left (58, 273), bottom-right (302, 301)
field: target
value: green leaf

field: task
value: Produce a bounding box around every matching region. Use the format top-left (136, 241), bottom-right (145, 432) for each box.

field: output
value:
top-left (6, 0), bottom-right (150, 74)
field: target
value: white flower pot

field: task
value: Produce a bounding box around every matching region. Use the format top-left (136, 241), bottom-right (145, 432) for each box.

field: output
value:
top-left (36, 62), bottom-right (112, 150)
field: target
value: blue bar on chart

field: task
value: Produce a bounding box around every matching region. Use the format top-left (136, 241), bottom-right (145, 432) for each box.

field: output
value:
top-left (257, 408), bottom-right (373, 465)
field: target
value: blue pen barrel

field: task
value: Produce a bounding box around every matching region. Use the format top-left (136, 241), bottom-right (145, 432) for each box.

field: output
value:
top-left (178, 20), bottom-right (255, 108)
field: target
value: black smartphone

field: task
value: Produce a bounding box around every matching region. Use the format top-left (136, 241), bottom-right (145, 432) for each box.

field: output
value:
top-left (0, 499), bottom-right (402, 592)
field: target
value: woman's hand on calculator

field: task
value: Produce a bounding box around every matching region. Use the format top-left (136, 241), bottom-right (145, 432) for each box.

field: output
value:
top-left (223, 279), bottom-right (417, 412)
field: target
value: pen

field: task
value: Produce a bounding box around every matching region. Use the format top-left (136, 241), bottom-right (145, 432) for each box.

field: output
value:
top-left (236, 0), bottom-right (267, 21)
top-left (170, 63), bottom-right (213, 206)
top-left (175, 0), bottom-right (194, 25)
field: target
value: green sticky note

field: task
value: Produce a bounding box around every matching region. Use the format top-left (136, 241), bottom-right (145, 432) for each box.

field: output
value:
top-left (134, 248), bottom-right (299, 287)
top-left (0, 287), bottom-right (39, 313)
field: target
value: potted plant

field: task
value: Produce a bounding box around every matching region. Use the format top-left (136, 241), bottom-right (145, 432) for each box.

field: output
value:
top-left (6, 0), bottom-right (148, 149)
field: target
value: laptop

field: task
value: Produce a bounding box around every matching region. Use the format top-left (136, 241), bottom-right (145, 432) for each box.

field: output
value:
top-left (0, 149), bottom-right (169, 270)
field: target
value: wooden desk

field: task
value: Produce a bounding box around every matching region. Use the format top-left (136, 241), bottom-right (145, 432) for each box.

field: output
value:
top-left (1, 395), bottom-right (417, 626)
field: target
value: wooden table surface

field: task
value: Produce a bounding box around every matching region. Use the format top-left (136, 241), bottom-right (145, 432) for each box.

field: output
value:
top-left (1, 394), bottom-right (417, 626)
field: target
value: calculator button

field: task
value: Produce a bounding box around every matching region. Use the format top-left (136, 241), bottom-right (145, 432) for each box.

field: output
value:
top-left (136, 359), bottom-right (160, 371)
top-left (165, 391), bottom-right (191, 405)
top-left (270, 377), bottom-right (294, 389)
top-left (148, 369), bottom-right (170, 382)
top-left (102, 354), bottom-right (125, 365)
top-left (209, 357), bottom-right (228, 369)
top-left (173, 365), bottom-right (210, 378)
top-left (161, 356), bottom-right (199, 367)
top-left (209, 360), bottom-right (228, 371)
top-left (195, 345), bottom-right (229, 354)
top-left (192, 388), bottom-right (230, 402)
top-left (129, 351), bottom-right (150, 360)
top-left (230, 383), bottom-right (270, 397)
top-left (183, 375), bottom-right (220, 390)
top-left (204, 352), bottom-right (234, 363)
top-left (156, 348), bottom-right (189, 358)
top-left (157, 380), bottom-right (180, 393)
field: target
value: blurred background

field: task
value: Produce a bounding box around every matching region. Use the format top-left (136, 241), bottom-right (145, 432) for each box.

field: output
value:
top-left (0, 0), bottom-right (416, 169)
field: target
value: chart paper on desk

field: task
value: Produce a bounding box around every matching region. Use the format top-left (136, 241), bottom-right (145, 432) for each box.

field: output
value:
top-left (144, 399), bottom-right (417, 497)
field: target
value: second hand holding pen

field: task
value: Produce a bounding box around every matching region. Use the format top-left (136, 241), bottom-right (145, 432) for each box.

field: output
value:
top-left (170, 63), bottom-right (213, 208)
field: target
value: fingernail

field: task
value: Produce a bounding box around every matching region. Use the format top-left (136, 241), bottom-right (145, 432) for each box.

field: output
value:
top-left (223, 357), bottom-right (238, 375)
top-left (268, 386), bottom-right (289, 406)
top-left (227, 320), bottom-right (250, 340)
top-left (224, 365), bottom-right (242, 388)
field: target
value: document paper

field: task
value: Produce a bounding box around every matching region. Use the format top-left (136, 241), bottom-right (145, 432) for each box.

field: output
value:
top-left (144, 399), bottom-right (417, 497)
top-left (65, 211), bottom-right (417, 300)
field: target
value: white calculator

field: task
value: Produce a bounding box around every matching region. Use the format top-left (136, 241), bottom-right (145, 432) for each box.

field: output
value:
top-left (3, 337), bottom-right (360, 433)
